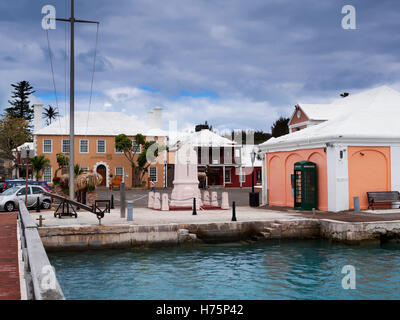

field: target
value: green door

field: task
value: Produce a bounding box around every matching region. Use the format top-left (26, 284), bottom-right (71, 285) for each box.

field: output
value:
top-left (294, 161), bottom-right (317, 210)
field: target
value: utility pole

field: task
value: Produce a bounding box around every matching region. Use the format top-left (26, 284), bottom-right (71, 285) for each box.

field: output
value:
top-left (56, 0), bottom-right (99, 199)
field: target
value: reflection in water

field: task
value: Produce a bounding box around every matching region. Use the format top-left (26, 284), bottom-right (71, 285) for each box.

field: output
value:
top-left (48, 240), bottom-right (400, 300)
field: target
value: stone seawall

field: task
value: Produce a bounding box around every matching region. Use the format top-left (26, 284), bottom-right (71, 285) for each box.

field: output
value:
top-left (38, 218), bottom-right (400, 251)
top-left (39, 219), bottom-right (320, 251)
top-left (320, 219), bottom-right (400, 243)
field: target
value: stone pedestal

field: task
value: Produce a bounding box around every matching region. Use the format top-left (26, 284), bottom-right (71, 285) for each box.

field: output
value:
top-left (148, 192), bottom-right (154, 208)
top-left (161, 193), bottom-right (169, 211)
top-left (154, 192), bottom-right (161, 210)
top-left (221, 192), bottom-right (229, 209)
top-left (203, 190), bottom-right (210, 206)
top-left (211, 191), bottom-right (218, 207)
top-left (170, 143), bottom-right (202, 207)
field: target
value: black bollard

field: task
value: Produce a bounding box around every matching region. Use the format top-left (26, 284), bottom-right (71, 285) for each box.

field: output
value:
top-left (231, 201), bottom-right (237, 221)
top-left (111, 194), bottom-right (115, 209)
top-left (192, 198), bottom-right (197, 215)
top-left (36, 197), bottom-right (40, 212)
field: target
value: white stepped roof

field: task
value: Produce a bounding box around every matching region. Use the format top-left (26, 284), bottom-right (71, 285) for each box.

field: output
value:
top-left (261, 86), bottom-right (400, 149)
top-left (172, 129), bottom-right (236, 147)
top-left (35, 111), bottom-right (168, 137)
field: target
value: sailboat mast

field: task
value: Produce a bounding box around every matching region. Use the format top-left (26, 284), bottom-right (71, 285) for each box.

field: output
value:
top-left (56, 0), bottom-right (99, 199)
top-left (69, 0), bottom-right (75, 199)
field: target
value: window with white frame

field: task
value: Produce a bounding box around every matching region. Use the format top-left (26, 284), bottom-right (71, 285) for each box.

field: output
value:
top-left (43, 139), bottom-right (52, 153)
top-left (149, 166), bottom-right (157, 182)
top-left (97, 140), bottom-right (106, 153)
top-left (80, 140), bottom-right (89, 153)
top-left (132, 140), bottom-right (141, 153)
top-left (43, 167), bottom-right (52, 183)
top-left (239, 169), bottom-right (246, 183)
top-left (224, 168), bottom-right (231, 183)
top-left (256, 169), bottom-right (262, 184)
top-left (115, 144), bottom-right (124, 153)
top-left (62, 139), bottom-right (70, 153)
top-left (81, 167), bottom-right (89, 172)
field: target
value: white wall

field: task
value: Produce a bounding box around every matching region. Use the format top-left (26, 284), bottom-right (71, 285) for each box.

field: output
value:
top-left (327, 144), bottom-right (349, 212)
top-left (391, 146), bottom-right (400, 207)
top-left (261, 154), bottom-right (268, 205)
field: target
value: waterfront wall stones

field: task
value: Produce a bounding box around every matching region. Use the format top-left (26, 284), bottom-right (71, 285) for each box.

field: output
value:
top-left (320, 219), bottom-right (400, 242)
top-left (39, 219), bottom-right (320, 251)
top-left (38, 218), bottom-right (400, 251)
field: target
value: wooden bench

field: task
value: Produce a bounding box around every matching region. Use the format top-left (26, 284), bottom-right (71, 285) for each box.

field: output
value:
top-left (109, 176), bottom-right (122, 190)
top-left (367, 191), bottom-right (400, 210)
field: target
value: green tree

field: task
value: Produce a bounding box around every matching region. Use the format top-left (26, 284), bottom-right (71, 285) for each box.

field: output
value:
top-left (0, 115), bottom-right (32, 162)
top-left (115, 133), bottom-right (163, 186)
top-left (4, 81), bottom-right (35, 121)
top-left (271, 117), bottom-right (289, 138)
top-left (195, 121), bottom-right (212, 132)
top-left (74, 164), bottom-right (83, 177)
top-left (30, 155), bottom-right (50, 181)
top-left (43, 105), bottom-right (59, 125)
top-left (136, 141), bottom-right (163, 183)
top-left (54, 153), bottom-right (69, 178)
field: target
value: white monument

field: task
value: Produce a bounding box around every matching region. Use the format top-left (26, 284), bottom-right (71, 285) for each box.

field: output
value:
top-left (170, 142), bottom-right (202, 208)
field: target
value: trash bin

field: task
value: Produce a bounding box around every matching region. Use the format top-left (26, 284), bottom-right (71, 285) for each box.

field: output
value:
top-left (249, 192), bottom-right (259, 207)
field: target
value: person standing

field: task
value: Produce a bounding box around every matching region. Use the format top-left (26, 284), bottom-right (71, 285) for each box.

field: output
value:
top-left (150, 180), bottom-right (155, 192)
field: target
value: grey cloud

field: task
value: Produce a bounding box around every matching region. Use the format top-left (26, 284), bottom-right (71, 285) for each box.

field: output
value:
top-left (1, 0), bottom-right (400, 131)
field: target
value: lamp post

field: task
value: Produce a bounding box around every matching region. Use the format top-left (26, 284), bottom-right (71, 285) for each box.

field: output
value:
top-left (248, 150), bottom-right (259, 207)
top-left (22, 145), bottom-right (30, 205)
top-left (250, 150), bottom-right (256, 193)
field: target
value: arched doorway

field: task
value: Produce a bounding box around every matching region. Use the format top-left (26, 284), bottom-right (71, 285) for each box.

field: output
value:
top-left (96, 164), bottom-right (107, 186)
top-left (348, 146), bottom-right (390, 209)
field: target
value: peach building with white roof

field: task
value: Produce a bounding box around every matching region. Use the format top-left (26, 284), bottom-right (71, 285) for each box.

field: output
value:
top-left (259, 86), bottom-right (400, 211)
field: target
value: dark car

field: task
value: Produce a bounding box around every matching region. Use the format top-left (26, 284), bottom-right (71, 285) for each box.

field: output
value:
top-left (0, 180), bottom-right (51, 193)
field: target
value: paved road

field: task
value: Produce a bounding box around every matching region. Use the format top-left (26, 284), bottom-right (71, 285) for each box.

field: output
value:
top-left (97, 187), bottom-right (257, 207)
top-left (33, 206), bottom-right (303, 227)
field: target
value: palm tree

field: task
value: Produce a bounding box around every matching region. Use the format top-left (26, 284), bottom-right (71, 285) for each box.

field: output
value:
top-left (42, 105), bottom-right (59, 125)
top-left (74, 164), bottom-right (83, 177)
top-left (30, 155), bottom-right (50, 181)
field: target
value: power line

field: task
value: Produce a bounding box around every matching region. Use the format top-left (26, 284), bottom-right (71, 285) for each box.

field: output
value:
top-left (64, 0), bottom-right (68, 125)
top-left (85, 23), bottom-right (100, 137)
top-left (45, 28), bottom-right (62, 131)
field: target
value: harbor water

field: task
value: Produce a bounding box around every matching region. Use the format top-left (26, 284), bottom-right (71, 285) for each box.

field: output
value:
top-left (48, 240), bottom-right (400, 300)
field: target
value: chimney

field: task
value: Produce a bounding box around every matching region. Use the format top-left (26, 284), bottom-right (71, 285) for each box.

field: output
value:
top-left (33, 104), bottom-right (43, 133)
top-left (152, 106), bottom-right (163, 129)
top-left (147, 110), bottom-right (155, 128)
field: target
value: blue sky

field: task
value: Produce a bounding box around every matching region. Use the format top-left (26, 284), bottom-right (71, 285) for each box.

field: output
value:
top-left (1, 0), bottom-right (400, 132)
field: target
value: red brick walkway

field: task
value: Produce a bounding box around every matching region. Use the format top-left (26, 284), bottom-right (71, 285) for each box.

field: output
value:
top-left (0, 212), bottom-right (20, 300)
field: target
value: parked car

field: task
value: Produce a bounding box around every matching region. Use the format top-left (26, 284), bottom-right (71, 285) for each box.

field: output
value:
top-left (0, 185), bottom-right (52, 212)
top-left (0, 179), bottom-right (51, 193)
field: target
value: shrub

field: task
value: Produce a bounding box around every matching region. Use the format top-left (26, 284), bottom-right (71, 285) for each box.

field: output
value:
top-left (53, 176), bottom-right (61, 185)
top-left (87, 184), bottom-right (96, 192)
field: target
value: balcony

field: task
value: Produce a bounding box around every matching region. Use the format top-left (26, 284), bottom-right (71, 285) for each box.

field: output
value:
top-left (196, 147), bottom-right (241, 166)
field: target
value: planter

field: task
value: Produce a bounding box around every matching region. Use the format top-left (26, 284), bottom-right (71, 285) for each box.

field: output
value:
top-left (86, 192), bottom-right (98, 206)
